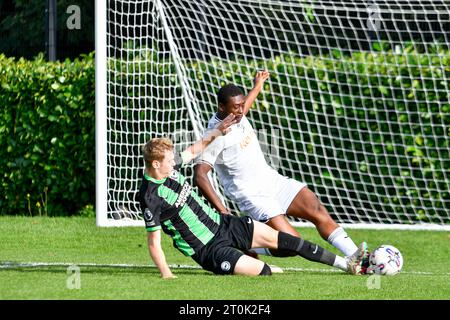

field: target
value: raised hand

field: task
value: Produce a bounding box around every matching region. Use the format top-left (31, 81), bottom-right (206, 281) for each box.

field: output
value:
top-left (254, 70), bottom-right (270, 87)
top-left (216, 113), bottom-right (237, 135)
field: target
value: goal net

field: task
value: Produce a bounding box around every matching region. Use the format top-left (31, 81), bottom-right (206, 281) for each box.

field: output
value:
top-left (96, 0), bottom-right (449, 229)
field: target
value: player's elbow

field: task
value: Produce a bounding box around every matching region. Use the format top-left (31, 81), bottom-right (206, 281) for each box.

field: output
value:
top-left (193, 173), bottom-right (206, 190)
top-left (193, 168), bottom-right (200, 187)
top-left (193, 165), bottom-right (208, 187)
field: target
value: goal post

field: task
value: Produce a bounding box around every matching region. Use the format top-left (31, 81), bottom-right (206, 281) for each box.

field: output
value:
top-left (96, 0), bottom-right (449, 230)
top-left (95, 0), bottom-right (108, 227)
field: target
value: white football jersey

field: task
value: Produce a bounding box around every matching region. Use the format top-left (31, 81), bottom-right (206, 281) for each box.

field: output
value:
top-left (197, 114), bottom-right (279, 202)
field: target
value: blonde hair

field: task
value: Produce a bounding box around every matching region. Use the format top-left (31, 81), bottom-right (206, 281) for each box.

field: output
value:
top-left (142, 137), bottom-right (174, 168)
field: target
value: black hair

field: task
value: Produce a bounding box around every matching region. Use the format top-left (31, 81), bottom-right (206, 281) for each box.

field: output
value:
top-left (217, 83), bottom-right (244, 105)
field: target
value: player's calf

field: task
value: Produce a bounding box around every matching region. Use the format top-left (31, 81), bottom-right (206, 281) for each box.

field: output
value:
top-left (233, 254), bottom-right (268, 276)
top-left (277, 232), bottom-right (337, 266)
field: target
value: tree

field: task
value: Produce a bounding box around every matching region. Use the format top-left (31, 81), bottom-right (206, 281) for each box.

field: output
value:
top-left (0, 0), bottom-right (94, 59)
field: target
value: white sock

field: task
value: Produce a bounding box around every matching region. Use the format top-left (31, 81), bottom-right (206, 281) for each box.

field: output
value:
top-left (333, 255), bottom-right (348, 272)
top-left (327, 227), bottom-right (358, 257)
top-left (249, 248), bottom-right (272, 256)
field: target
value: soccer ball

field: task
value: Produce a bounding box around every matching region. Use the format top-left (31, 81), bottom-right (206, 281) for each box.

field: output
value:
top-left (368, 245), bottom-right (403, 276)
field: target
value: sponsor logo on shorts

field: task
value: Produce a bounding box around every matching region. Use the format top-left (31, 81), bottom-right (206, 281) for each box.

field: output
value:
top-left (221, 261), bottom-right (231, 272)
top-left (246, 217), bottom-right (252, 224)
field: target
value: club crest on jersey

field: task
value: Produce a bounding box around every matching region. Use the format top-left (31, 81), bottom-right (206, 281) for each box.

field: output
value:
top-left (169, 170), bottom-right (179, 180)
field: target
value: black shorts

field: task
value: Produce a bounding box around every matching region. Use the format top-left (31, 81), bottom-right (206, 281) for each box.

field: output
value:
top-left (191, 215), bottom-right (254, 275)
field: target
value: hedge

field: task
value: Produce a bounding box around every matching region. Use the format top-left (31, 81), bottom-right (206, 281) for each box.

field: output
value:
top-left (0, 52), bottom-right (95, 216)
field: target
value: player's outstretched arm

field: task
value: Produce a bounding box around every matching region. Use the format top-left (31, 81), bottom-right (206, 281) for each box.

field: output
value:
top-left (147, 230), bottom-right (177, 279)
top-left (180, 114), bottom-right (236, 165)
top-left (194, 163), bottom-right (230, 214)
top-left (243, 70), bottom-right (270, 116)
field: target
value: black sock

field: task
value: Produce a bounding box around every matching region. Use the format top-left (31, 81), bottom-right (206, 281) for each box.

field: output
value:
top-left (277, 232), bottom-right (336, 266)
top-left (269, 248), bottom-right (298, 257)
top-left (259, 263), bottom-right (272, 276)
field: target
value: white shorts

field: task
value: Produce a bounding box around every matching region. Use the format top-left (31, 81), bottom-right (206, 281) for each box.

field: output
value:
top-left (236, 173), bottom-right (307, 222)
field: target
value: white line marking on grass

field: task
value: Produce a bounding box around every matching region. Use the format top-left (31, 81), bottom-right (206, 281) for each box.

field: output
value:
top-left (1, 261), bottom-right (449, 276)
top-left (0, 261), bottom-right (202, 270)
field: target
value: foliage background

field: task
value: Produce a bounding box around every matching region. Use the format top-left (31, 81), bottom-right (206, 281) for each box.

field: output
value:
top-left (0, 53), bottom-right (95, 216)
top-left (0, 0), bottom-right (94, 59)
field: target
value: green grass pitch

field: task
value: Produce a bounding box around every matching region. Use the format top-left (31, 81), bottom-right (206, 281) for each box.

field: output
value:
top-left (0, 216), bottom-right (448, 300)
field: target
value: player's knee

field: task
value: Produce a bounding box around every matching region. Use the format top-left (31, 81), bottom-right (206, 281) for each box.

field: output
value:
top-left (268, 216), bottom-right (300, 237)
top-left (309, 204), bottom-right (331, 225)
top-left (285, 227), bottom-right (300, 237)
top-left (259, 263), bottom-right (272, 276)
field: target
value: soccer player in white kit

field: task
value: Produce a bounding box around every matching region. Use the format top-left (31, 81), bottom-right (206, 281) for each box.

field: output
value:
top-left (194, 71), bottom-right (368, 263)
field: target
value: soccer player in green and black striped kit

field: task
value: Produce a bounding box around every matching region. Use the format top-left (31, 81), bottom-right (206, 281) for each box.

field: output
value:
top-left (139, 115), bottom-right (367, 278)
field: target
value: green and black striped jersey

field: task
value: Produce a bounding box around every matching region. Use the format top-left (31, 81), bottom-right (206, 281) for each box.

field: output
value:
top-left (138, 169), bottom-right (222, 256)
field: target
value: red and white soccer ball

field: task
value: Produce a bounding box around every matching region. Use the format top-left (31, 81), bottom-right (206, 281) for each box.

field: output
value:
top-left (368, 245), bottom-right (403, 276)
